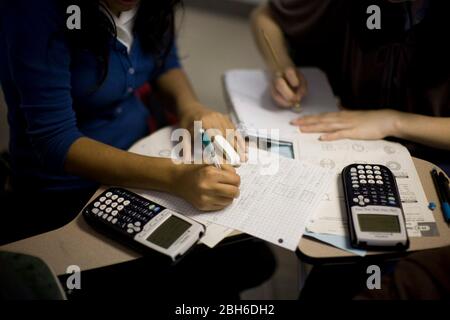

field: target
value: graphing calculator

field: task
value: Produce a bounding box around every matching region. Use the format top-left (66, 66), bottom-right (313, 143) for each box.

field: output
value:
top-left (83, 188), bottom-right (205, 262)
top-left (342, 164), bottom-right (409, 250)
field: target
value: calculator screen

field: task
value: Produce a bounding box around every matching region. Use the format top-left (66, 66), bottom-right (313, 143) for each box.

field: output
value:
top-left (146, 216), bottom-right (191, 249)
top-left (251, 136), bottom-right (295, 159)
top-left (358, 214), bottom-right (401, 233)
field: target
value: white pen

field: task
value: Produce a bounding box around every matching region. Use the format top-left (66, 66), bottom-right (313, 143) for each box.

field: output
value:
top-left (200, 129), bottom-right (222, 169)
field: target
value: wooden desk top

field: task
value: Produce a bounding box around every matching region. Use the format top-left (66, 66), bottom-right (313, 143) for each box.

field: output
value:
top-left (1, 127), bottom-right (448, 273)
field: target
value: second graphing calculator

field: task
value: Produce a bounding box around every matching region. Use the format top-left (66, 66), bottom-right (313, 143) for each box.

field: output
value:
top-left (83, 188), bottom-right (205, 262)
top-left (342, 164), bottom-right (409, 250)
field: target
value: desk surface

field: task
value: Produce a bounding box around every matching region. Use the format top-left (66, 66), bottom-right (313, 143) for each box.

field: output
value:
top-left (1, 127), bottom-right (449, 274)
top-left (298, 157), bottom-right (450, 263)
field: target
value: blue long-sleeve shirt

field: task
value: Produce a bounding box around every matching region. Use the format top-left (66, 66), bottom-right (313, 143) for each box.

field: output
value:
top-left (0, 0), bottom-right (181, 192)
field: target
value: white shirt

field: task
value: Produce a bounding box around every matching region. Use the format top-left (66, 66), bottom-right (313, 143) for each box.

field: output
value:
top-left (101, 4), bottom-right (137, 53)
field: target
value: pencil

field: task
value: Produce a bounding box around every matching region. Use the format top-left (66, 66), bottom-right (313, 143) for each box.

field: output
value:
top-left (260, 28), bottom-right (302, 112)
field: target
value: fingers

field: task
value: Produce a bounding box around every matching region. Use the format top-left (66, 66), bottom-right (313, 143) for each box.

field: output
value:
top-left (299, 121), bottom-right (352, 133)
top-left (320, 129), bottom-right (357, 141)
top-left (271, 85), bottom-right (293, 108)
top-left (273, 77), bottom-right (296, 105)
top-left (290, 112), bottom-right (342, 126)
top-left (217, 165), bottom-right (241, 186)
top-left (271, 68), bottom-right (308, 108)
top-left (285, 68), bottom-right (300, 88)
top-left (211, 184), bottom-right (240, 199)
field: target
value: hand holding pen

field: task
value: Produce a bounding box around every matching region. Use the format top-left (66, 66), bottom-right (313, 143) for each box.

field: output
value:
top-left (261, 29), bottom-right (307, 112)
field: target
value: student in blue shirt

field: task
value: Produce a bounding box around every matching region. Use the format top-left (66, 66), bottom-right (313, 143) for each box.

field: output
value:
top-left (0, 0), bottom-right (241, 229)
top-left (0, 0), bottom-right (276, 299)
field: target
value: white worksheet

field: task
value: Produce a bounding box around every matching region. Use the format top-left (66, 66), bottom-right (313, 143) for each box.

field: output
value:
top-left (136, 156), bottom-right (332, 251)
top-left (302, 136), bottom-right (438, 238)
top-left (224, 68), bottom-right (338, 140)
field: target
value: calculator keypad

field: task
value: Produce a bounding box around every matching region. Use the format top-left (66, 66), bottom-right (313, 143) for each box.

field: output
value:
top-left (346, 165), bottom-right (399, 207)
top-left (84, 188), bottom-right (167, 237)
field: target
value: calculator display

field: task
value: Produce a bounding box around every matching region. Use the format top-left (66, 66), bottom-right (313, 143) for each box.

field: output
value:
top-left (358, 214), bottom-right (401, 233)
top-left (146, 216), bottom-right (191, 249)
top-left (251, 136), bottom-right (295, 159)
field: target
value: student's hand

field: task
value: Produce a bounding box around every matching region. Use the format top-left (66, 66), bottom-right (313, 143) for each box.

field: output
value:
top-left (179, 102), bottom-right (246, 161)
top-left (271, 67), bottom-right (307, 108)
top-left (290, 109), bottom-right (402, 141)
top-left (174, 164), bottom-right (241, 211)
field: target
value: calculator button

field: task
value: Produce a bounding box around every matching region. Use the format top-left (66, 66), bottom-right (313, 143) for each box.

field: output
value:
top-left (373, 166), bottom-right (380, 170)
top-left (112, 218), bottom-right (118, 224)
top-left (123, 200), bottom-right (130, 206)
top-left (111, 202), bottom-right (118, 208)
top-left (388, 197), bottom-right (396, 201)
top-left (102, 214), bottom-right (108, 219)
top-left (368, 180), bottom-right (375, 184)
top-left (111, 195), bottom-right (118, 200)
top-left (117, 197), bottom-right (124, 203)
top-left (100, 205), bottom-right (106, 210)
top-left (117, 205), bottom-right (124, 211)
top-left (360, 180), bottom-right (367, 184)
top-left (154, 207), bottom-right (161, 212)
top-left (107, 216), bottom-right (113, 222)
top-left (351, 176), bottom-right (358, 180)
top-left (97, 211), bottom-right (104, 216)
top-left (127, 228), bottom-right (134, 234)
top-left (375, 175), bottom-right (382, 179)
top-left (105, 199), bottom-right (112, 205)
top-left (106, 192), bottom-right (112, 197)
top-left (92, 208), bottom-right (99, 214)
top-left (134, 221), bottom-right (141, 227)
top-left (359, 175), bottom-right (366, 179)
top-left (105, 207), bottom-right (112, 213)
top-left (374, 170), bottom-right (381, 175)
top-left (111, 210), bottom-right (118, 216)
top-left (376, 180), bottom-right (383, 185)
top-left (94, 202), bottom-right (101, 208)
top-left (358, 170), bottom-right (365, 174)
top-left (99, 197), bottom-right (106, 202)
top-left (353, 198), bottom-right (359, 203)
top-left (351, 173), bottom-right (357, 177)
top-left (127, 223), bottom-right (134, 229)
top-left (358, 195), bottom-right (364, 200)
top-left (350, 168), bottom-right (357, 173)
top-left (364, 198), bottom-right (370, 203)
top-left (366, 170), bottom-right (373, 174)
top-left (357, 165), bottom-right (364, 169)
top-left (367, 175), bottom-right (374, 179)
top-left (365, 165), bottom-right (372, 169)
top-left (359, 201), bottom-right (365, 206)
top-left (352, 184), bottom-right (359, 189)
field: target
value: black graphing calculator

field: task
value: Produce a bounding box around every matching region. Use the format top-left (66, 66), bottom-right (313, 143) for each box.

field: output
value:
top-left (342, 164), bottom-right (409, 250)
top-left (83, 188), bottom-right (205, 262)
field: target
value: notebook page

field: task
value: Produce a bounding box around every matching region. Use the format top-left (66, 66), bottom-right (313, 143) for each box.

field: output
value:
top-left (135, 157), bottom-right (331, 251)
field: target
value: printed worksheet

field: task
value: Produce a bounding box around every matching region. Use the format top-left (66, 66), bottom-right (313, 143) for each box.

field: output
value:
top-left (302, 136), bottom-right (438, 237)
top-left (136, 156), bottom-right (332, 251)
